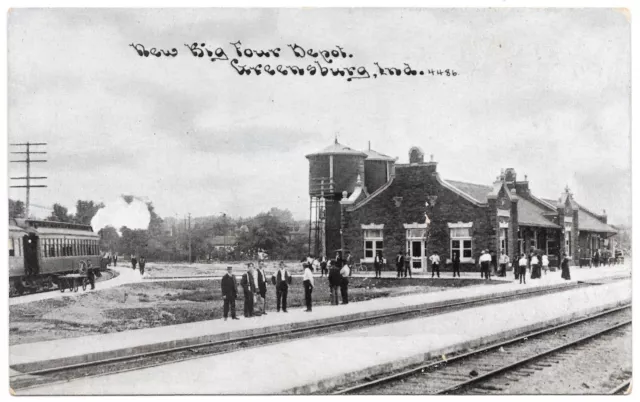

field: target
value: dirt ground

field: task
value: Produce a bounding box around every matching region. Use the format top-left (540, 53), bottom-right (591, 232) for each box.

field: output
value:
top-left (9, 277), bottom-right (506, 346)
top-left (144, 260), bottom-right (305, 278)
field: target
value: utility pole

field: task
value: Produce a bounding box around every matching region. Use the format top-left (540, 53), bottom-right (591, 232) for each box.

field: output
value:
top-left (9, 142), bottom-right (47, 217)
top-left (188, 213), bottom-right (192, 264)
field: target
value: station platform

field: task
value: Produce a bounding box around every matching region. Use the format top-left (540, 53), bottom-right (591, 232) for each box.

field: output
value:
top-left (16, 277), bottom-right (631, 395)
top-left (10, 264), bottom-right (629, 374)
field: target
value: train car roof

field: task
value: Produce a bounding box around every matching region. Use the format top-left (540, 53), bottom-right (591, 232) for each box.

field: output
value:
top-left (12, 218), bottom-right (95, 232)
top-left (10, 218), bottom-right (99, 238)
top-left (34, 227), bottom-right (101, 238)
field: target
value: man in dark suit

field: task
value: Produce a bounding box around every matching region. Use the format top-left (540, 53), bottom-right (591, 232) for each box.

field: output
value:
top-left (221, 266), bottom-right (239, 320)
top-left (395, 251), bottom-right (405, 278)
top-left (256, 261), bottom-right (269, 315)
top-left (404, 251), bottom-right (412, 278)
top-left (273, 261), bottom-right (292, 312)
top-left (374, 251), bottom-right (383, 278)
top-left (241, 263), bottom-right (257, 317)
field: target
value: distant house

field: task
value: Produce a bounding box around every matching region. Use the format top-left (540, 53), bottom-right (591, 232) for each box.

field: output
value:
top-left (209, 235), bottom-right (238, 250)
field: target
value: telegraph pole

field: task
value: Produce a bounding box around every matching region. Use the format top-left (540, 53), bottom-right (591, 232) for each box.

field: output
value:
top-left (10, 142), bottom-right (48, 217)
top-left (188, 213), bottom-right (192, 264)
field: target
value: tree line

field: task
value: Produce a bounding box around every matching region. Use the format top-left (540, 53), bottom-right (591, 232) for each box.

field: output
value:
top-left (8, 198), bottom-right (309, 262)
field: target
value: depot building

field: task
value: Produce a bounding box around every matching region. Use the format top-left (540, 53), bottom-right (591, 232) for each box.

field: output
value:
top-left (306, 141), bottom-right (618, 272)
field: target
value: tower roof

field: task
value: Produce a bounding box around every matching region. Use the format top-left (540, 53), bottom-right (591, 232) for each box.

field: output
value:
top-left (364, 148), bottom-right (396, 161)
top-left (305, 141), bottom-right (368, 158)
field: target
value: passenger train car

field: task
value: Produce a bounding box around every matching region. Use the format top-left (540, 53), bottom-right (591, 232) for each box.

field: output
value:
top-left (9, 219), bottom-right (101, 296)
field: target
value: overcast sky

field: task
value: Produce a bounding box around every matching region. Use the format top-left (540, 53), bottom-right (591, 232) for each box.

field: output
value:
top-left (8, 8), bottom-right (630, 224)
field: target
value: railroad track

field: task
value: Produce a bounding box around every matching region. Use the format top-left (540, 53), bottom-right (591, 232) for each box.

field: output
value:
top-left (333, 304), bottom-right (631, 395)
top-left (10, 281), bottom-right (602, 391)
top-left (610, 379), bottom-right (632, 395)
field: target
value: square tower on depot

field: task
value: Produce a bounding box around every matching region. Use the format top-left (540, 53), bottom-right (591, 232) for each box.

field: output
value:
top-left (305, 140), bottom-right (618, 274)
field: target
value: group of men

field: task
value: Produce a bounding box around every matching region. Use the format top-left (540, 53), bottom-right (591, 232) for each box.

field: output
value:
top-left (220, 254), bottom-right (353, 320)
top-left (130, 255), bottom-right (147, 275)
top-left (220, 261), bottom-right (293, 320)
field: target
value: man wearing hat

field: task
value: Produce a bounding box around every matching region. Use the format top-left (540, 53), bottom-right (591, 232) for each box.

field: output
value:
top-left (221, 266), bottom-right (239, 321)
top-left (479, 250), bottom-right (492, 280)
top-left (256, 261), bottom-right (269, 315)
top-left (273, 261), bottom-right (292, 312)
top-left (395, 250), bottom-right (405, 278)
top-left (241, 263), bottom-right (257, 317)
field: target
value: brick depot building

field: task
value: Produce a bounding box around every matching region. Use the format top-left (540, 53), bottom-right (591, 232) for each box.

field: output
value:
top-left (306, 141), bottom-right (617, 272)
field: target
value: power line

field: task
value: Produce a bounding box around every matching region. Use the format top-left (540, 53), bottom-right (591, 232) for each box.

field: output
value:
top-left (9, 142), bottom-right (48, 217)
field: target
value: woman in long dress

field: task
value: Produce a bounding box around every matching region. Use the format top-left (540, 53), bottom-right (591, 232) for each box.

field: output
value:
top-left (560, 253), bottom-right (571, 280)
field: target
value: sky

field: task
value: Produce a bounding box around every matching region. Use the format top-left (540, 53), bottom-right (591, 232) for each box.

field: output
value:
top-left (7, 8), bottom-right (631, 224)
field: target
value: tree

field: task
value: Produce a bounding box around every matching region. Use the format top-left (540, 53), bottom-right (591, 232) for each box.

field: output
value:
top-left (74, 200), bottom-right (105, 225)
top-left (146, 202), bottom-right (165, 236)
top-left (119, 226), bottom-right (150, 256)
top-left (236, 211), bottom-right (291, 258)
top-left (48, 203), bottom-right (73, 222)
top-left (9, 199), bottom-right (25, 219)
top-left (98, 226), bottom-right (120, 252)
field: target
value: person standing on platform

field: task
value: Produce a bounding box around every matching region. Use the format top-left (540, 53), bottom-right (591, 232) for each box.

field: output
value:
top-left (452, 251), bottom-right (461, 278)
top-left (513, 255), bottom-right (520, 281)
top-left (274, 261), bottom-right (291, 313)
top-left (530, 253), bottom-right (540, 279)
top-left (131, 254), bottom-right (137, 271)
top-left (404, 251), bottom-right (412, 278)
top-left (340, 261), bottom-right (350, 304)
top-left (302, 263), bottom-right (314, 312)
top-left (395, 250), bottom-right (405, 278)
top-left (241, 263), bottom-right (257, 317)
top-left (312, 256), bottom-right (321, 273)
top-left (221, 266), bottom-right (239, 321)
top-left (139, 256), bottom-right (146, 276)
top-left (345, 251), bottom-right (353, 277)
top-left (499, 251), bottom-right (509, 277)
top-left (256, 262), bottom-right (269, 315)
top-left (518, 254), bottom-right (528, 284)
top-left (328, 261), bottom-right (341, 305)
top-left (429, 251), bottom-right (441, 278)
top-left (593, 249), bottom-right (600, 268)
top-left (374, 251), bottom-right (383, 278)
top-left (541, 253), bottom-right (549, 275)
top-left (320, 255), bottom-right (328, 277)
top-left (561, 253), bottom-right (571, 280)
top-left (479, 250), bottom-right (491, 280)
top-left (113, 253), bottom-right (118, 267)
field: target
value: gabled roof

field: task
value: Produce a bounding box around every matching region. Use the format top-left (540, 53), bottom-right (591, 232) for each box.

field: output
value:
top-left (578, 209), bottom-right (617, 234)
top-left (364, 149), bottom-right (396, 161)
top-left (518, 198), bottom-right (561, 229)
top-left (306, 141), bottom-right (368, 158)
top-left (445, 180), bottom-right (493, 204)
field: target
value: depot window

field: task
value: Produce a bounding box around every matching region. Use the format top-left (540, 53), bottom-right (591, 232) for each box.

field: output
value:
top-left (9, 238), bottom-right (15, 257)
top-left (450, 227), bottom-right (472, 262)
top-left (363, 229), bottom-right (383, 261)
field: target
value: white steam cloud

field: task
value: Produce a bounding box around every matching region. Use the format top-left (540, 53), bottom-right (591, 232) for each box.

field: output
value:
top-left (91, 196), bottom-right (151, 235)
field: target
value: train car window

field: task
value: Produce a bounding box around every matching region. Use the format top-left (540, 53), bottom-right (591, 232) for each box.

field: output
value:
top-left (9, 238), bottom-right (15, 257)
top-left (72, 239), bottom-right (76, 256)
top-left (43, 239), bottom-right (47, 258)
top-left (19, 237), bottom-right (22, 257)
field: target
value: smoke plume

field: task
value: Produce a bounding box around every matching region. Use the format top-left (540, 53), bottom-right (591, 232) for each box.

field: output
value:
top-left (91, 195), bottom-right (151, 234)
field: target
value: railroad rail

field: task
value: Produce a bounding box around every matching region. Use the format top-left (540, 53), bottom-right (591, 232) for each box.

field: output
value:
top-left (610, 379), bottom-right (632, 395)
top-left (10, 281), bottom-right (606, 391)
top-left (333, 304), bottom-right (631, 395)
